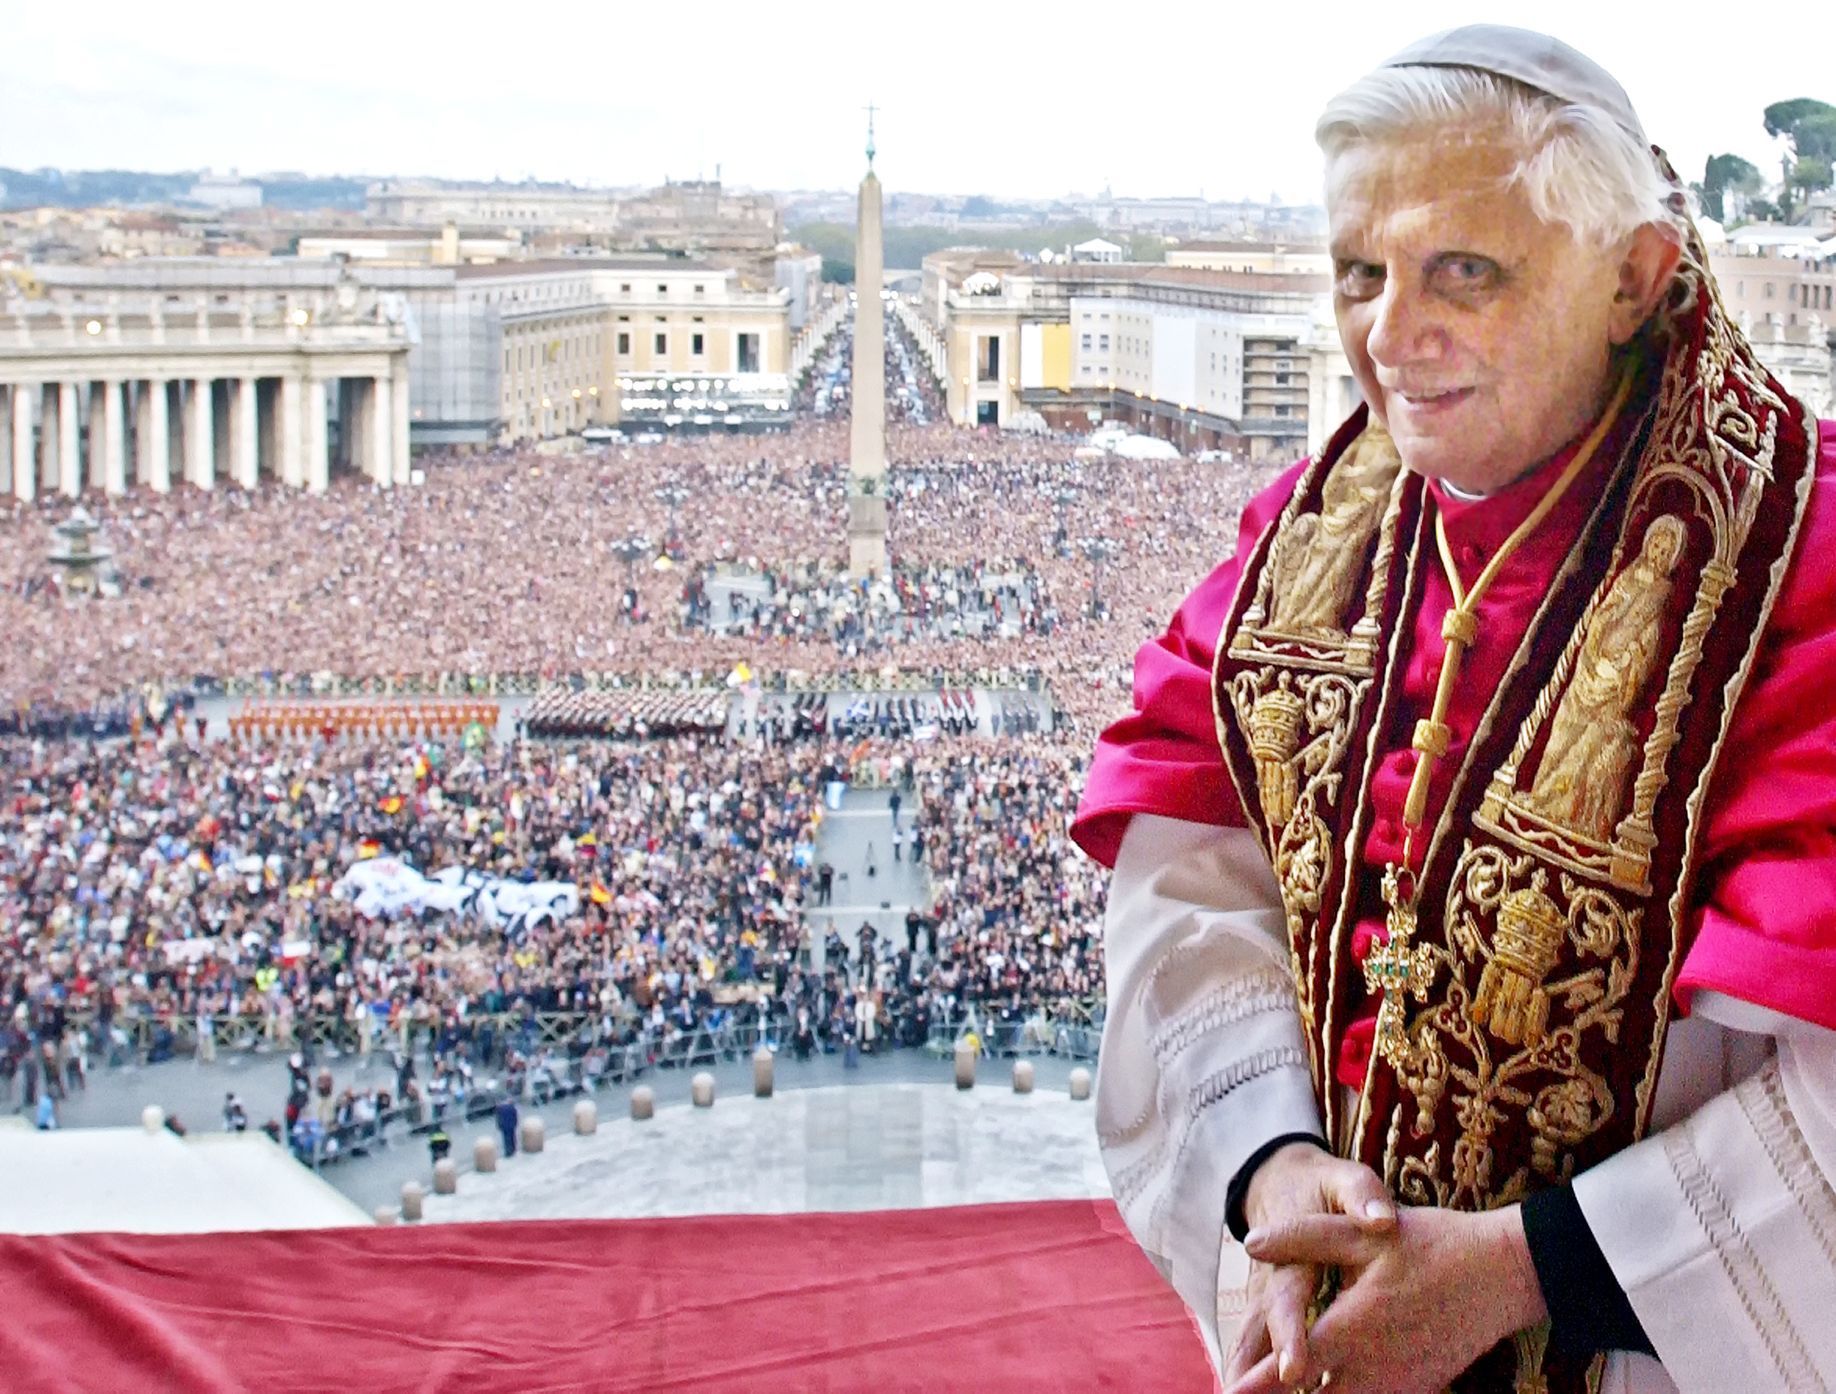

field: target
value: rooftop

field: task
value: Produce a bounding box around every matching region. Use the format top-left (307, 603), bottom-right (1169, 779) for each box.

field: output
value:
top-left (454, 256), bottom-right (714, 279)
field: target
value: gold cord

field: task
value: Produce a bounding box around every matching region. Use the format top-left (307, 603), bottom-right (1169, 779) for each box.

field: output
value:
top-left (1399, 368), bottom-right (1635, 829)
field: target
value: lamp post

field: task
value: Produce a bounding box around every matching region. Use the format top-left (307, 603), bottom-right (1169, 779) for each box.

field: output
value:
top-left (613, 531), bottom-right (651, 618)
top-left (1080, 534), bottom-right (1118, 620)
top-left (653, 484), bottom-right (690, 554)
top-left (1051, 485), bottom-right (1078, 558)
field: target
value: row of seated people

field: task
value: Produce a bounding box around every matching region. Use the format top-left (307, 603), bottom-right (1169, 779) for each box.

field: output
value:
top-left (228, 703), bottom-right (501, 742)
top-left (521, 688), bottom-right (728, 739)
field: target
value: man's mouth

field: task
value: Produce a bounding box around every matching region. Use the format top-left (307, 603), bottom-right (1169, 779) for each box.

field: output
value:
top-left (1393, 386), bottom-right (1475, 412)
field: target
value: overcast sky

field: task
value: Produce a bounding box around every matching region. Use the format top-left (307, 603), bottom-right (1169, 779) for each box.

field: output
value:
top-left (2, 1), bottom-right (1823, 206)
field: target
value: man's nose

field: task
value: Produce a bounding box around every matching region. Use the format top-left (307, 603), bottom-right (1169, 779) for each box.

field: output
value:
top-left (1366, 280), bottom-right (1448, 371)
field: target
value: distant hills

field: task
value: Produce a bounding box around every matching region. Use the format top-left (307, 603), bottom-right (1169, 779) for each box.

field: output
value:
top-left (0, 168), bottom-right (369, 211)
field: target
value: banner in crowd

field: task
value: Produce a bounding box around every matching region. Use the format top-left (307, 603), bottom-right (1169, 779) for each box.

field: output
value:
top-left (334, 858), bottom-right (579, 932)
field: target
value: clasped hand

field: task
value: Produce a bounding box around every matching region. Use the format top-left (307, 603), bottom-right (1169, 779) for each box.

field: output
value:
top-left (1220, 1144), bottom-right (1546, 1394)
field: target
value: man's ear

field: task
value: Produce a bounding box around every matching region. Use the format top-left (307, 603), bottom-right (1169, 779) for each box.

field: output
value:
top-left (1609, 224), bottom-right (1684, 345)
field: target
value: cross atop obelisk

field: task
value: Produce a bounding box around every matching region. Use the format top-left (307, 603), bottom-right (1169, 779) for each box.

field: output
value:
top-left (847, 104), bottom-right (888, 577)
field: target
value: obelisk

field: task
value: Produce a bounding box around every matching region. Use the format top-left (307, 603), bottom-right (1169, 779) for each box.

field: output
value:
top-left (847, 107), bottom-right (888, 577)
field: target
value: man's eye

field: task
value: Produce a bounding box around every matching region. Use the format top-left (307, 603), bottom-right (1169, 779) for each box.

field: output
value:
top-left (1337, 263), bottom-right (1384, 297)
top-left (1434, 256), bottom-right (1498, 290)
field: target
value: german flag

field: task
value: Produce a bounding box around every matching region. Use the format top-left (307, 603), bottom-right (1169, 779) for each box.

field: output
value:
top-left (379, 795), bottom-right (405, 815)
top-left (589, 882), bottom-right (613, 906)
top-left (357, 839), bottom-right (382, 860)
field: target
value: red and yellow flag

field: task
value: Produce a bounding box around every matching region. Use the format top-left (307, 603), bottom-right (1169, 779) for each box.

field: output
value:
top-left (379, 795), bottom-right (405, 815)
top-left (356, 839), bottom-right (382, 860)
top-left (589, 882), bottom-right (613, 906)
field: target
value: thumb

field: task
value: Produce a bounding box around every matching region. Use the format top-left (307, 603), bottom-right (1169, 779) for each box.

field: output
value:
top-left (1323, 1159), bottom-right (1397, 1231)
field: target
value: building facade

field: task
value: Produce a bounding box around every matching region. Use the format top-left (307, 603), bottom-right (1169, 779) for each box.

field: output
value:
top-left (25, 255), bottom-right (806, 448)
top-left (1167, 240), bottom-right (1332, 275)
top-left (0, 290), bottom-right (412, 499)
top-left (918, 254), bottom-right (1341, 460)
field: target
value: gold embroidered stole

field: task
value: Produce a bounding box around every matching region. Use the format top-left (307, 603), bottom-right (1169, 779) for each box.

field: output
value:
top-left (1211, 255), bottom-right (1818, 1393)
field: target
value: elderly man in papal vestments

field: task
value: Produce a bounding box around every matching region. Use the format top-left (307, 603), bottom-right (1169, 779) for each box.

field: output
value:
top-left (1072, 24), bottom-right (1836, 1394)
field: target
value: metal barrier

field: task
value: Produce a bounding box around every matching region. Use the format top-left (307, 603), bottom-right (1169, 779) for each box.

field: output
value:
top-left (920, 1007), bottom-right (1102, 1063)
top-left (78, 1004), bottom-right (1103, 1073)
top-left (291, 1024), bottom-right (798, 1171)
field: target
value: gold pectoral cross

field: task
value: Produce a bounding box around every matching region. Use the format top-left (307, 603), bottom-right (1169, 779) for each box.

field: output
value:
top-left (1367, 858), bottom-right (1434, 1069)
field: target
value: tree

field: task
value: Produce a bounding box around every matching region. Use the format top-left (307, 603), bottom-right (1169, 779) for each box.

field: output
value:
top-left (1700, 153), bottom-right (1763, 223)
top-left (1763, 98), bottom-right (1836, 217)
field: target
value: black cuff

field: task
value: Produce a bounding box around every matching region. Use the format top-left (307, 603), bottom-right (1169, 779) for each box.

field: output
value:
top-left (1521, 1184), bottom-right (1655, 1359)
top-left (1224, 1132), bottom-right (1328, 1242)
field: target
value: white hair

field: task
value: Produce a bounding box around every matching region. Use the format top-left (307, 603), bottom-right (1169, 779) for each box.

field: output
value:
top-left (1316, 66), bottom-right (1691, 253)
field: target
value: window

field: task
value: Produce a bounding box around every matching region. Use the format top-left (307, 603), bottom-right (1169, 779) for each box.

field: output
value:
top-left (694, 283), bottom-right (705, 295)
top-left (1099, 334), bottom-right (1110, 350)
top-left (617, 332), bottom-right (630, 354)
top-left (654, 332), bottom-right (667, 354)
top-left (1081, 334), bottom-right (1092, 350)
top-left (977, 335), bottom-right (1001, 384)
top-left (737, 333), bottom-right (760, 373)
top-left (657, 283), bottom-right (668, 295)
top-left (1765, 282), bottom-right (1775, 298)
top-left (692, 332), bottom-right (705, 355)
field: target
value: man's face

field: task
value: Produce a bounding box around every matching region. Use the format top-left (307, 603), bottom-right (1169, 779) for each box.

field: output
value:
top-left (1329, 128), bottom-right (1627, 493)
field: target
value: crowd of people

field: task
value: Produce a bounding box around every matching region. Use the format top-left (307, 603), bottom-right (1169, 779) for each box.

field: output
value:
top-left (0, 412), bottom-right (1280, 731)
top-left (0, 384), bottom-right (1288, 1127)
top-left (682, 556), bottom-right (1057, 652)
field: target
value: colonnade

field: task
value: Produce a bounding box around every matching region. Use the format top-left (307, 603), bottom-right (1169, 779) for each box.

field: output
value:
top-left (0, 368), bottom-right (409, 502)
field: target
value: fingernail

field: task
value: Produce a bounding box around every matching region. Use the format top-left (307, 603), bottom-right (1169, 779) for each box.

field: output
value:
top-left (1278, 1349), bottom-right (1297, 1382)
top-left (1365, 1199), bottom-right (1395, 1222)
top-left (1243, 1228), bottom-right (1266, 1249)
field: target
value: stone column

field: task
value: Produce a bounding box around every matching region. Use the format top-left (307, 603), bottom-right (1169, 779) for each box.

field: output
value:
top-left (100, 380), bottom-right (128, 495)
top-left (390, 356), bottom-right (411, 485)
top-left (0, 385), bottom-right (14, 500)
top-left (230, 377), bottom-right (258, 489)
top-left (369, 373), bottom-right (394, 488)
top-left (57, 381), bottom-right (81, 497)
top-left (848, 165), bottom-right (888, 576)
top-left (137, 380), bottom-right (171, 493)
top-left (186, 377), bottom-right (215, 489)
top-left (8, 383), bottom-right (33, 503)
top-left (278, 375), bottom-right (304, 488)
top-left (304, 376), bottom-right (330, 492)
top-left (38, 384), bottom-right (59, 492)
top-left (87, 383), bottom-right (106, 493)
